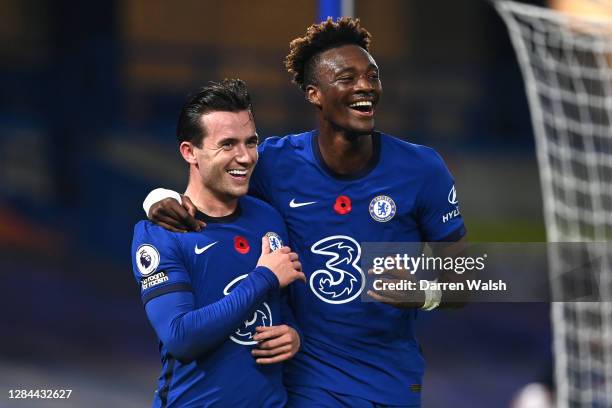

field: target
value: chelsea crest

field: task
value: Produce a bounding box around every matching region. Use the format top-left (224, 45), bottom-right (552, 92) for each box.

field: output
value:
top-left (265, 232), bottom-right (284, 252)
top-left (369, 195), bottom-right (396, 222)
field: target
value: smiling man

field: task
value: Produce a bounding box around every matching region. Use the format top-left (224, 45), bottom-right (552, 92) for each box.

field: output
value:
top-left (132, 79), bottom-right (305, 407)
top-left (145, 19), bottom-right (467, 407)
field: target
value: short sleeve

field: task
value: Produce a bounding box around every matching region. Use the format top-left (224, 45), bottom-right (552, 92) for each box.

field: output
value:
top-left (416, 150), bottom-right (466, 242)
top-left (131, 221), bottom-right (192, 305)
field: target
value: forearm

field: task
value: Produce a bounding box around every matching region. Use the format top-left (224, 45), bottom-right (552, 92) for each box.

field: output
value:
top-left (428, 236), bottom-right (470, 309)
top-left (143, 188), bottom-right (180, 216)
top-left (147, 266), bottom-right (278, 361)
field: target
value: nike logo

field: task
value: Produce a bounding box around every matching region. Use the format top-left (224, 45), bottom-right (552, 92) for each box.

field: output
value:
top-left (195, 241), bottom-right (218, 255)
top-left (289, 198), bottom-right (316, 208)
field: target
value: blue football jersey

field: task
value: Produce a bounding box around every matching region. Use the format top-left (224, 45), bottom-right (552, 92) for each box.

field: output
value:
top-left (249, 131), bottom-right (466, 406)
top-left (131, 196), bottom-right (290, 408)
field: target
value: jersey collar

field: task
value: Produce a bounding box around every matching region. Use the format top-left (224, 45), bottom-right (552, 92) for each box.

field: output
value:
top-left (195, 203), bottom-right (242, 224)
top-left (311, 131), bottom-right (381, 181)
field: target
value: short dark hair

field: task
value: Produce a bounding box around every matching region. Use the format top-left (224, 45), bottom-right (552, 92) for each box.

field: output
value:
top-left (177, 78), bottom-right (252, 147)
top-left (285, 17), bottom-right (372, 91)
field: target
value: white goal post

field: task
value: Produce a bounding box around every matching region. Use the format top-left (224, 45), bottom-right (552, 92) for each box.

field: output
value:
top-left (495, 1), bottom-right (612, 407)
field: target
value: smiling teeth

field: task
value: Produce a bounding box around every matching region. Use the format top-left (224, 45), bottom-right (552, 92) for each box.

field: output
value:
top-left (227, 169), bottom-right (247, 176)
top-left (349, 101), bottom-right (373, 108)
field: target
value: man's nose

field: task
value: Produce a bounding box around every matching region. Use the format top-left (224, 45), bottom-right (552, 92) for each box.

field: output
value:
top-left (354, 74), bottom-right (375, 91)
top-left (234, 143), bottom-right (254, 164)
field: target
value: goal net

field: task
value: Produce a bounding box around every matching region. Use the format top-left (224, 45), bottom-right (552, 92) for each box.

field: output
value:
top-left (495, 1), bottom-right (612, 407)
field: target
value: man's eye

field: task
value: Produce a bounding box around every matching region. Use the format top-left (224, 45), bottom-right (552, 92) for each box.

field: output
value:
top-left (246, 140), bottom-right (258, 147)
top-left (221, 142), bottom-right (234, 150)
top-left (337, 76), bottom-right (353, 83)
top-left (370, 73), bottom-right (380, 80)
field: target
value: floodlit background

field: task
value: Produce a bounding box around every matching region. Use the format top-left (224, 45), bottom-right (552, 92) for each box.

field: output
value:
top-left (1, 0), bottom-right (554, 406)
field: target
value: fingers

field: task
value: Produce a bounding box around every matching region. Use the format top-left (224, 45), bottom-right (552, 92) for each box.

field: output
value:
top-left (367, 289), bottom-right (423, 309)
top-left (295, 271), bottom-right (307, 283)
top-left (149, 200), bottom-right (172, 220)
top-left (366, 290), bottom-right (397, 304)
top-left (254, 326), bottom-right (292, 349)
top-left (167, 201), bottom-right (201, 232)
top-left (181, 195), bottom-right (205, 231)
top-left (150, 196), bottom-right (203, 232)
top-left (256, 335), bottom-right (289, 350)
top-left (181, 195), bottom-right (197, 217)
top-left (289, 252), bottom-right (306, 274)
top-left (255, 325), bottom-right (277, 332)
top-left (261, 236), bottom-right (270, 255)
top-left (367, 255), bottom-right (413, 280)
top-left (253, 325), bottom-right (286, 341)
top-left (384, 268), bottom-right (410, 280)
top-left (254, 352), bottom-right (293, 365)
top-left (368, 267), bottom-right (410, 281)
top-left (370, 278), bottom-right (414, 300)
top-left (252, 345), bottom-right (292, 357)
top-left (155, 216), bottom-right (188, 233)
top-left (252, 325), bottom-right (298, 364)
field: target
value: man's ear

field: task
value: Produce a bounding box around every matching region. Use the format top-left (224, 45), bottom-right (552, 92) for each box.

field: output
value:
top-left (179, 141), bottom-right (198, 165)
top-left (305, 84), bottom-right (322, 107)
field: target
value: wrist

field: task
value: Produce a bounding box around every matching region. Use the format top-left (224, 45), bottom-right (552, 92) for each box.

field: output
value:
top-left (421, 279), bottom-right (442, 311)
top-left (143, 188), bottom-right (182, 217)
top-left (253, 266), bottom-right (280, 290)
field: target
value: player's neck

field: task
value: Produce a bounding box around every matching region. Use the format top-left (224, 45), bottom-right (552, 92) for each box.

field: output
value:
top-left (184, 177), bottom-right (238, 218)
top-left (317, 126), bottom-right (373, 175)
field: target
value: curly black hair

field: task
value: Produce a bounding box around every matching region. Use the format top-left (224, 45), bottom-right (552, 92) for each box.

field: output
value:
top-left (285, 17), bottom-right (372, 91)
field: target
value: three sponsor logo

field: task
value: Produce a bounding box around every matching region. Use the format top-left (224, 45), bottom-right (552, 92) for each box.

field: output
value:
top-left (309, 235), bottom-right (365, 304)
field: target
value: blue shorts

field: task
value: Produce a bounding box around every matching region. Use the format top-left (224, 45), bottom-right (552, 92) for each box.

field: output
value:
top-left (287, 386), bottom-right (419, 408)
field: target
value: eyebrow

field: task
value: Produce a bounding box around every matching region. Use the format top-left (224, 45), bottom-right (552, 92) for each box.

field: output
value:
top-left (334, 65), bottom-right (379, 76)
top-left (216, 134), bottom-right (258, 145)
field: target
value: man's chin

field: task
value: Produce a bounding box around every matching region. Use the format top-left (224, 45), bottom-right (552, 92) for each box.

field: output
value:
top-left (346, 125), bottom-right (375, 138)
top-left (227, 186), bottom-right (250, 199)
